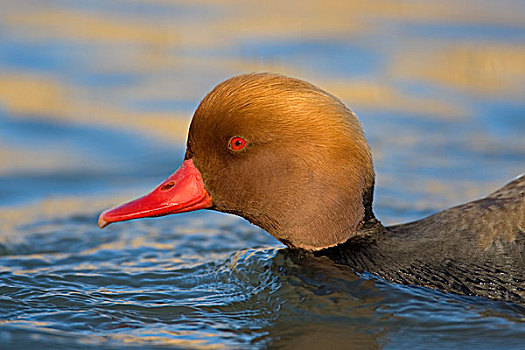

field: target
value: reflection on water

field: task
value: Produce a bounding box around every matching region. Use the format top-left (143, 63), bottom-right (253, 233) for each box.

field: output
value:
top-left (0, 0), bottom-right (524, 349)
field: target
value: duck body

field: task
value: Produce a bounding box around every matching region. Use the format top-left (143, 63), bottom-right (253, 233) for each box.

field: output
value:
top-left (319, 175), bottom-right (524, 301)
top-left (99, 73), bottom-right (524, 303)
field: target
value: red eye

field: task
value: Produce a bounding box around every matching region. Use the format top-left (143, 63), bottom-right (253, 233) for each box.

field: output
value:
top-left (229, 137), bottom-right (247, 151)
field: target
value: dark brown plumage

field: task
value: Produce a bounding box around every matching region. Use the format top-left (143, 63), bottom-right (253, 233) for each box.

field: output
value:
top-left (100, 73), bottom-right (525, 302)
top-left (319, 175), bottom-right (524, 302)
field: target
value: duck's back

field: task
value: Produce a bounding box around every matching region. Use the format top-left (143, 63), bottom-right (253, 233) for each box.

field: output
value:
top-left (322, 175), bottom-right (524, 302)
top-left (385, 174), bottom-right (524, 301)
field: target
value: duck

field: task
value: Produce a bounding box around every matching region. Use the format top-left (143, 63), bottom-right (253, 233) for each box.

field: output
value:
top-left (99, 73), bottom-right (524, 302)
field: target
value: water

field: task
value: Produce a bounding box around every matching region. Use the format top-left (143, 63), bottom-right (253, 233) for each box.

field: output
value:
top-left (0, 1), bottom-right (524, 348)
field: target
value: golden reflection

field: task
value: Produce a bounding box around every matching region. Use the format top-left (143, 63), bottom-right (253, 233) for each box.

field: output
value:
top-left (315, 78), bottom-right (466, 118)
top-left (393, 45), bottom-right (525, 97)
top-left (0, 320), bottom-right (226, 349)
top-left (0, 73), bottom-right (190, 144)
top-left (5, 10), bottom-right (177, 47)
top-left (110, 330), bottom-right (226, 349)
top-left (0, 320), bottom-right (51, 327)
top-left (0, 74), bottom-right (67, 116)
top-left (6, 0), bottom-right (523, 47)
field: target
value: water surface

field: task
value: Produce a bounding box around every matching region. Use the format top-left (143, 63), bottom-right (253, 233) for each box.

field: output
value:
top-left (0, 0), bottom-right (524, 348)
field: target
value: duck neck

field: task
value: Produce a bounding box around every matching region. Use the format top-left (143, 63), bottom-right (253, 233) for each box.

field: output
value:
top-left (314, 180), bottom-right (390, 269)
top-left (361, 179), bottom-right (377, 225)
top-left (314, 219), bottom-right (389, 274)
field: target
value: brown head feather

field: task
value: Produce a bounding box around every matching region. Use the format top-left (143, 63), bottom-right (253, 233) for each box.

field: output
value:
top-left (186, 73), bottom-right (374, 250)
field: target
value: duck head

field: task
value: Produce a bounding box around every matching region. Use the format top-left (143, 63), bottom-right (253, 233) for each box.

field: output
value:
top-left (99, 73), bottom-right (375, 250)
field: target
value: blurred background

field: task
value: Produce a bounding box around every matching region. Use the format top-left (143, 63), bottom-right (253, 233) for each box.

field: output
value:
top-left (0, 1), bottom-right (524, 348)
top-left (0, 0), bottom-right (524, 228)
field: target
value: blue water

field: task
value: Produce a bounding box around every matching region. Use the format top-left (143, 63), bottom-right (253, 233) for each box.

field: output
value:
top-left (0, 1), bottom-right (524, 348)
